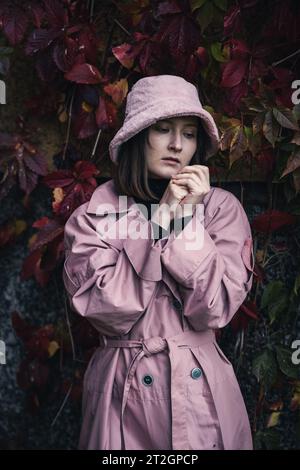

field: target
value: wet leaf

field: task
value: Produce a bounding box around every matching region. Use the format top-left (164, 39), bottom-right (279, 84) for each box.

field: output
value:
top-left (253, 349), bottom-right (278, 389)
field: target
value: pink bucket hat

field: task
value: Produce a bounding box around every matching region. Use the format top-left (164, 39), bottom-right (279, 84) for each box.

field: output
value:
top-left (109, 74), bottom-right (220, 164)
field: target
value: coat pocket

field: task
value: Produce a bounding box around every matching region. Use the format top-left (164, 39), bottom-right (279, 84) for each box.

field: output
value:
top-left (241, 236), bottom-right (255, 290)
top-left (212, 341), bottom-right (240, 390)
top-left (213, 340), bottom-right (232, 366)
top-left (183, 347), bottom-right (214, 398)
top-left (63, 257), bottom-right (80, 296)
top-left (83, 349), bottom-right (120, 416)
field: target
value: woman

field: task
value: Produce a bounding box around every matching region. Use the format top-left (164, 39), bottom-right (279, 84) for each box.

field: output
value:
top-left (63, 75), bottom-right (255, 450)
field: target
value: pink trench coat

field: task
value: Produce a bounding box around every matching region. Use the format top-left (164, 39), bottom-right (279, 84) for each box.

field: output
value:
top-left (63, 179), bottom-right (255, 451)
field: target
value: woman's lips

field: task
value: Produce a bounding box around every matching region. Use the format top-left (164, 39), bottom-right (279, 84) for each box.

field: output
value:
top-left (162, 158), bottom-right (180, 165)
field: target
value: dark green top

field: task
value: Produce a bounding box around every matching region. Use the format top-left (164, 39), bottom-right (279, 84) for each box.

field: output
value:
top-left (132, 178), bottom-right (193, 241)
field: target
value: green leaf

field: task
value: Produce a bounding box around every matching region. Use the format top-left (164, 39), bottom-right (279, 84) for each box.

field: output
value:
top-left (275, 345), bottom-right (299, 379)
top-left (294, 274), bottom-right (300, 295)
top-left (268, 293), bottom-right (289, 324)
top-left (213, 0), bottom-right (227, 11)
top-left (280, 149), bottom-right (300, 178)
top-left (273, 108), bottom-right (299, 130)
top-left (229, 126), bottom-right (248, 167)
top-left (263, 110), bottom-right (280, 147)
top-left (261, 281), bottom-right (289, 324)
top-left (210, 42), bottom-right (228, 62)
top-left (244, 125), bottom-right (253, 140)
top-left (0, 47), bottom-right (14, 56)
top-left (190, 0), bottom-right (207, 12)
top-left (279, 143), bottom-right (297, 152)
top-left (253, 429), bottom-right (280, 450)
top-left (196, 1), bottom-right (214, 32)
top-left (252, 349), bottom-right (278, 390)
top-left (252, 113), bottom-right (265, 135)
top-left (243, 96), bottom-right (265, 112)
top-left (261, 281), bottom-right (284, 309)
top-left (203, 105), bottom-right (215, 114)
top-left (293, 104), bottom-right (300, 121)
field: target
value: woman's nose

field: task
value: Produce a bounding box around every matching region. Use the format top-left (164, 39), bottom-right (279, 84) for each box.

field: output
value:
top-left (168, 131), bottom-right (182, 151)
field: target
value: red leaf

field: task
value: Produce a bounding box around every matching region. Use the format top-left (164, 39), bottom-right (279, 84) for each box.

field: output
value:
top-left (2, 5), bottom-right (29, 45)
top-left (52, 36), bottom-right (78, 72)
top-left (25, 324), bottom-right (54, 360)
top-left (239, 301), bottom-right (259, 320)
top-left (29, 2), bottom-right (45, 28)
top-left (17, 358), bottom-right (49, 391)
top-left (20, 248), bottom-right (43, 280)
top-left (42, 169), bottom-right (74, 188)
top-left (42, 161), bottom-right (99, 218)
top-left (64, 63), bottom-right (102, 84)
top-left (35, 48), bottom-right (60, 82)
top-left (252, 210), bottom-right (297, 233)
top-left (29, 219), bottom-right (64, 252)
top-left (41, 235), bottom-right (64, 270)
top-left (11, 311), bottom-right (35, 342)
top-left (224, 5), bottom-right (242, 36)
top-left (32, 217), bottom-right (50, 229)
top-left (43, 0), bottom-right (67, 28)
top-left (25, 169), bottom-right (39, 195)
top-left (74, 160), bottom-right (99, 180)
top-left (230, 301), bottom-right (259, 332)
top-left (226, 39), bottom-right (250, 60)
top-left (221, 59), bottom-right (248, 88)
top-left (155, 13), bottom-right (201, 59)
top-left (256, 149), bottom-right (275, 176)
top-left (194, 46), bottom-right (209, 67)
top-left (25, 28), bottom-right (62, 55)
top-left (26, 392), bottom-right (40, 414)
top-left (24, 152), bottom-right (48, 176)
top-left (0, 221), bottom-right (16, 247)
top-left (156, 0), bottom-right (182, 16)
top-left (95, 96), bottom-right (118, 129)
top-left (112, 42), bottom-right (139, 69)
top-left (73, 107), bottom-right (98, 139)
top-left (78, 26), bottom-right (99, 65)
top-left (18, 158), bottom-right (29, 193)
top-left (34, 263), bottom-right (52, 287)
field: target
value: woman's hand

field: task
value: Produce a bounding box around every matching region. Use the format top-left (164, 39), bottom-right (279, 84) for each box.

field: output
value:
top-left (159, 179), bottom-right (189, 207)
top-left (171, 165), bottom-right (210, 214)
top-left (151, 179), bottom-right (189, 229)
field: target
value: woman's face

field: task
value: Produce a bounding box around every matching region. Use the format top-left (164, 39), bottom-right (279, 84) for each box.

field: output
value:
top-left (145, 116), bottom-right (199, 179)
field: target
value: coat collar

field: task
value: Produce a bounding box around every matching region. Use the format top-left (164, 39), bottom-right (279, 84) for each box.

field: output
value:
top-left (87, 179), bottom-right (137, 216)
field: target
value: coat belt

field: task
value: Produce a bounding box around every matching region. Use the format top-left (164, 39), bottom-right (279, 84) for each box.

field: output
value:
top-left (98, 329), bottom-right (215, 450)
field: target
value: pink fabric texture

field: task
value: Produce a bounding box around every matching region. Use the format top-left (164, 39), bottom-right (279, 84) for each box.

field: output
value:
top-left (63, 179), bottom-right (255, 450)
top-left (109, 75), bottom-right (220, 164)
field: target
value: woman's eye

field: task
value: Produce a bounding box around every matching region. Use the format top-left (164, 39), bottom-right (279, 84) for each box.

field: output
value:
top-left (184, 133), bottom-right (196, 139)
top-left (155, 126), bottom-right (195, 138)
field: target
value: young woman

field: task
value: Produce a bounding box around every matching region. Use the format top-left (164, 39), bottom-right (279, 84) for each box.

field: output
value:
top-left (63, 75), bottom-right (255, 450)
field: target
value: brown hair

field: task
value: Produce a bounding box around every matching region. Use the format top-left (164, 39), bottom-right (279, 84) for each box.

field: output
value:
top-left (112, 118), bottom-right (209, 201)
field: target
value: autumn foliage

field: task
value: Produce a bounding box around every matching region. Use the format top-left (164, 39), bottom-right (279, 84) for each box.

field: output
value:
top-left (1, 0), bottom-right (300, 449)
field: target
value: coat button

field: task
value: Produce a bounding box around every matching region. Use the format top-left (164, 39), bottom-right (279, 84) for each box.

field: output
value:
top-left (142, 374), bottom-right (154, 386)
top-left (191, 367), bottom-right (202, 379)
top-left (172, 299), bottom-right (182, 311)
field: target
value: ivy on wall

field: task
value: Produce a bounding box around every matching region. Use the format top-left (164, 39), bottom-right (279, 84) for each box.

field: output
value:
top-left (0, 0), bottom-right (300, 449)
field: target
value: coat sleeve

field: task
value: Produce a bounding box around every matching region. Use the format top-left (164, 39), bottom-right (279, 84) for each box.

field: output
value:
top-left (63, 205), bottom-right (162, 337)
top-left (160, 191), bottom-right (255, 330)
